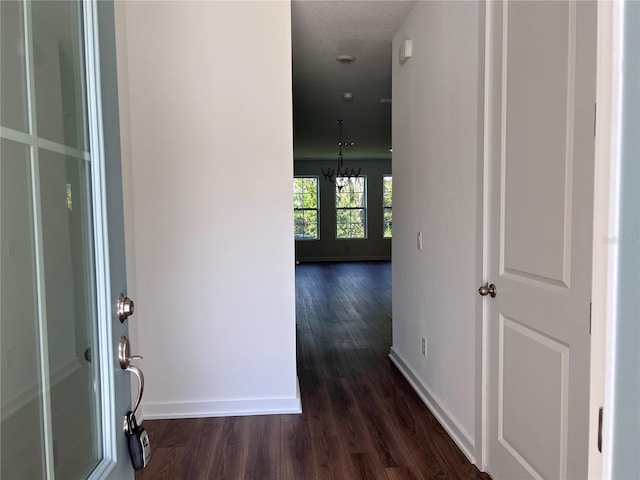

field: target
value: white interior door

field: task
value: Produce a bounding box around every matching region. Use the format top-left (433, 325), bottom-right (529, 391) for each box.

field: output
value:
top-left (484, 1), bottom-right (596, 479)
top-left (0, 1), bottom-right (134, 478)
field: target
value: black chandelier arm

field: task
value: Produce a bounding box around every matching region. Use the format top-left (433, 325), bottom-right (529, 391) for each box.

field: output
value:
top-left (321, 167), bottom-right (335, 182)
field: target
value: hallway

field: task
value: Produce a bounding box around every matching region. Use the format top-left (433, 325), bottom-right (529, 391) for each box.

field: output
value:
top-left (137, 262), bottom-right (488, 479)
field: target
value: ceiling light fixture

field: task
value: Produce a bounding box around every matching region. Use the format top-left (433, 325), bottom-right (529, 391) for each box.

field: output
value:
top-left (321, 120), bottom-right (361, 191)
top-left (336, 54), bottom-right (355, 64)
top-left (343, 92), bottom-right (353, 101)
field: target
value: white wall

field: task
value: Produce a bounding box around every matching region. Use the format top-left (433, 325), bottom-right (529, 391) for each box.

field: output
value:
top-left (390, 1), bottom-right (483, 463)
top-left (115, 0), bottom-right (299, 418)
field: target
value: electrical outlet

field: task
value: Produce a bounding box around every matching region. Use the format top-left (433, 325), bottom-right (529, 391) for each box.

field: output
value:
top-left (417, 231), bottom-right (423, 250)
top-left (421, 337), bottom-right (426, 356)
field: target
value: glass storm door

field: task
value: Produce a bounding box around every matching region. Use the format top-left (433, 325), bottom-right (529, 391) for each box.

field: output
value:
top-left (1, 1), bottom-right (133, 479)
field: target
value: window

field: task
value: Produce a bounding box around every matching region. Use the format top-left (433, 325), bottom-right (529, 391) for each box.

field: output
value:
top-left (293, 177), bottom-right (319, 239)
top-left (336, 177), bottom-right (367, 239)
top-left (383, 175), bottom-right (392, 238)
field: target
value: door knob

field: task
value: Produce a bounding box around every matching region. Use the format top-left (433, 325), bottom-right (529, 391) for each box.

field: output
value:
top-left (478, 283), bottom-right (497, 298)
top-left (118, 293), bottom-right (135, 322)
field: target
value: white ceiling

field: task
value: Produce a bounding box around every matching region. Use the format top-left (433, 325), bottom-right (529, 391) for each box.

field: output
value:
top-left (292, 0), bottom-right (416, 160)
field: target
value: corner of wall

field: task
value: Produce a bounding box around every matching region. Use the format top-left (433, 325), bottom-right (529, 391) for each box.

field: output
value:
top-left (389, 348), bottom-right (476, 463)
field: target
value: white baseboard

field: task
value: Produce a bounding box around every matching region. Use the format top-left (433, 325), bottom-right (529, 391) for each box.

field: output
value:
top-left (141, 377), bottom-right (303, 420)
top-left (296, 256), bottom-right (391, 263)
top-left (389, 347), bottom-right (477, 465)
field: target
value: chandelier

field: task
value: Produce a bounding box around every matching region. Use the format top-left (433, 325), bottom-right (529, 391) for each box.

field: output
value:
top-left (321, 119), bottom-right (361, 191)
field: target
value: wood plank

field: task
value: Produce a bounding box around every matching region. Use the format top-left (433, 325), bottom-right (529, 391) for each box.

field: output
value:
top-left (136, 446), bottom-right (185, 480)
top-left (280, 415), bottom-right (316, 480)
top-left (385, 466), bottom-right (427, 480)
top-left (183, 417), bottom-right (225, 480)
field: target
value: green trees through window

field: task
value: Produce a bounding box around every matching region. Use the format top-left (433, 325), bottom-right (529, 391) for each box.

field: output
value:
top-left (293, 177), bottom-right (319, 239)
top-left (336, 177), bottom-right (367, 239)
top-left (383, 176), bottom-right (392, 238)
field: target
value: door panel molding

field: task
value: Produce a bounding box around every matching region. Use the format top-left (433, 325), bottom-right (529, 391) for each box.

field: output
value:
top-left (498, 315), bottom-right (569, 479)
top-left (499, 1), bottom-right (578, 291)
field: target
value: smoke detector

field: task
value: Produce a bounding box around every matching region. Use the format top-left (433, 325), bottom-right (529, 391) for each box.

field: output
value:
top-left (343, 92), bottom-right (353, 101)
top-left (336, 54), bottom-right (355, 64)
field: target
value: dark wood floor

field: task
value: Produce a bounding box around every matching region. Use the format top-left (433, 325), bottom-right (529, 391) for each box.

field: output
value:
top-left (136, 262), bottom-right (489, 480)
